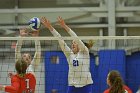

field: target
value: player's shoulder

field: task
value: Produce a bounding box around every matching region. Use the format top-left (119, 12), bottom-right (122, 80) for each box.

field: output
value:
top-left (11, 75), bottom-right (18, 79)
top-left (25, 73), bottom-right (36, 79)
top-left (123, 85), bottom-right (133, 93)
top-left (11, 74), bottom-right (21, 81)
top-left (26, 73), bottom-right (35, 76)
top-left (103, 88), bottom-right (109, 93)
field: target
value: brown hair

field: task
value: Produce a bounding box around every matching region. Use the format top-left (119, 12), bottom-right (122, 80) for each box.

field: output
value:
top-left (108, 70), bottom-right (125, 93)
top-left (15, 59), bottom-right (28, 77)
top-left (84, 40), bottom-right (95, 49)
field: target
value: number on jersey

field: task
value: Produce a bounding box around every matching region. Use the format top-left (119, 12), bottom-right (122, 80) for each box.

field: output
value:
top-left (25, 79), bottom-right (29, 89)
top-left (73, 60), bottom-right (79, 66)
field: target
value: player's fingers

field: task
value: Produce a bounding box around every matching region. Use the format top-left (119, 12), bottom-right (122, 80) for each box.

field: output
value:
top-left (57, 17), bottom-right (61, 23)
top-left (41, 17), bottom-right (45, 23)
top-left (41, 17), bottom-right (46, 23)
top-left (58, 16), bottom-right (61, 20)
top-left (59, 16), bottom-right (62, 20)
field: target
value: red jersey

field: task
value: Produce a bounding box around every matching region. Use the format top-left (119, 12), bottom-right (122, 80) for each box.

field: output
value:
top-left (104, 85), bottom-right (132, 93)
top-left (5, 73), bottom-right (36, 93)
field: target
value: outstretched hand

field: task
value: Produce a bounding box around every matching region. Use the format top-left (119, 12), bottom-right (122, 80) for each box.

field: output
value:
top-left (57, 16), bottom-right (66, 28)
top-left (41, 17), bottom-right (53, 31)
top-left (57, 16), bottom-right (70, 31)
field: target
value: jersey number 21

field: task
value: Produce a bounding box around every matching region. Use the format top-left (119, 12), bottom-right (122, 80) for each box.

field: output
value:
top-left (73, 60), bottom-right (79, 66)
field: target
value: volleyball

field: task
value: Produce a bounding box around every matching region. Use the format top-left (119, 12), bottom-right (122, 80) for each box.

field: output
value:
top-left (28, 17), bottom-right (41, 31)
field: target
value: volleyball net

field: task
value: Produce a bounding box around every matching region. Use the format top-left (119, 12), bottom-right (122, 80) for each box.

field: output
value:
top-left (0, 36), bottom-right (140, 93)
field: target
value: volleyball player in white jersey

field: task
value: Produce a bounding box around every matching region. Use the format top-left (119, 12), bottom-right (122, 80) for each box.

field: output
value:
top-left (15, 28), bottom-right (41, 74)
top-left (41, 16), bottom-right (93, 93)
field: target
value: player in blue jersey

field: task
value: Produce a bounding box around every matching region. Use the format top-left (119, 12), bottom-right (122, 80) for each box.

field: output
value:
top-left (41, 16), bottom-right (93, 93)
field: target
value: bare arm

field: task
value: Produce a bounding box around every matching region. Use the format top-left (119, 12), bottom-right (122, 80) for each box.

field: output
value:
top-left (15, 39), bottom-right (23, 62)
top-left (15, 28), bottom-right (28, 62)
top-left (31, 40), bottom-right (41, 67)
top-left (28, 31), bottom-right (41, 73)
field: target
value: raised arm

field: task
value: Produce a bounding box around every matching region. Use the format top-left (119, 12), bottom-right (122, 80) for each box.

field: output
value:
top-left (30, 31), bottom-right (41, 68)
top-left (15, 28), bottom-right (28, 62)
top-left (15, 38), bottom-right (22, 62)
top-left (58, 16), bottom-right (89, 52)
top-left (41, 17), bottom-right (71, 57)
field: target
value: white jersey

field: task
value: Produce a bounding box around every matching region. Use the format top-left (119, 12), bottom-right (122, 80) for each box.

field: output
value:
top-left (15, 38), bottom-right (41, 73)
top-left (51, 28), bottom-right (93, 87)
top-left (26, 64), bottom-right (33, 73)
top-left (67, 50), bottom-right (93, 87)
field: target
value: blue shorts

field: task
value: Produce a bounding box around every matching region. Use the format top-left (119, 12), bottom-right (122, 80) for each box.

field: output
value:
top-left (67, 84), bottom-right (93, 93)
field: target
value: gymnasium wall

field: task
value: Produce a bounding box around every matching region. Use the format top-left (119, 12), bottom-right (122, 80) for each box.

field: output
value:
top-left (126, 52), bottom-right (140, 93)
top-left (45, 51), bottom-right (68, 93)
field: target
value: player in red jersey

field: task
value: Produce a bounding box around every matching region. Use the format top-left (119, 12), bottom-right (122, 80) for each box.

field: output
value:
top-left (0, 59), bottom-right (36, 93)
top-left (104, 70), bottom-right (132, 93)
